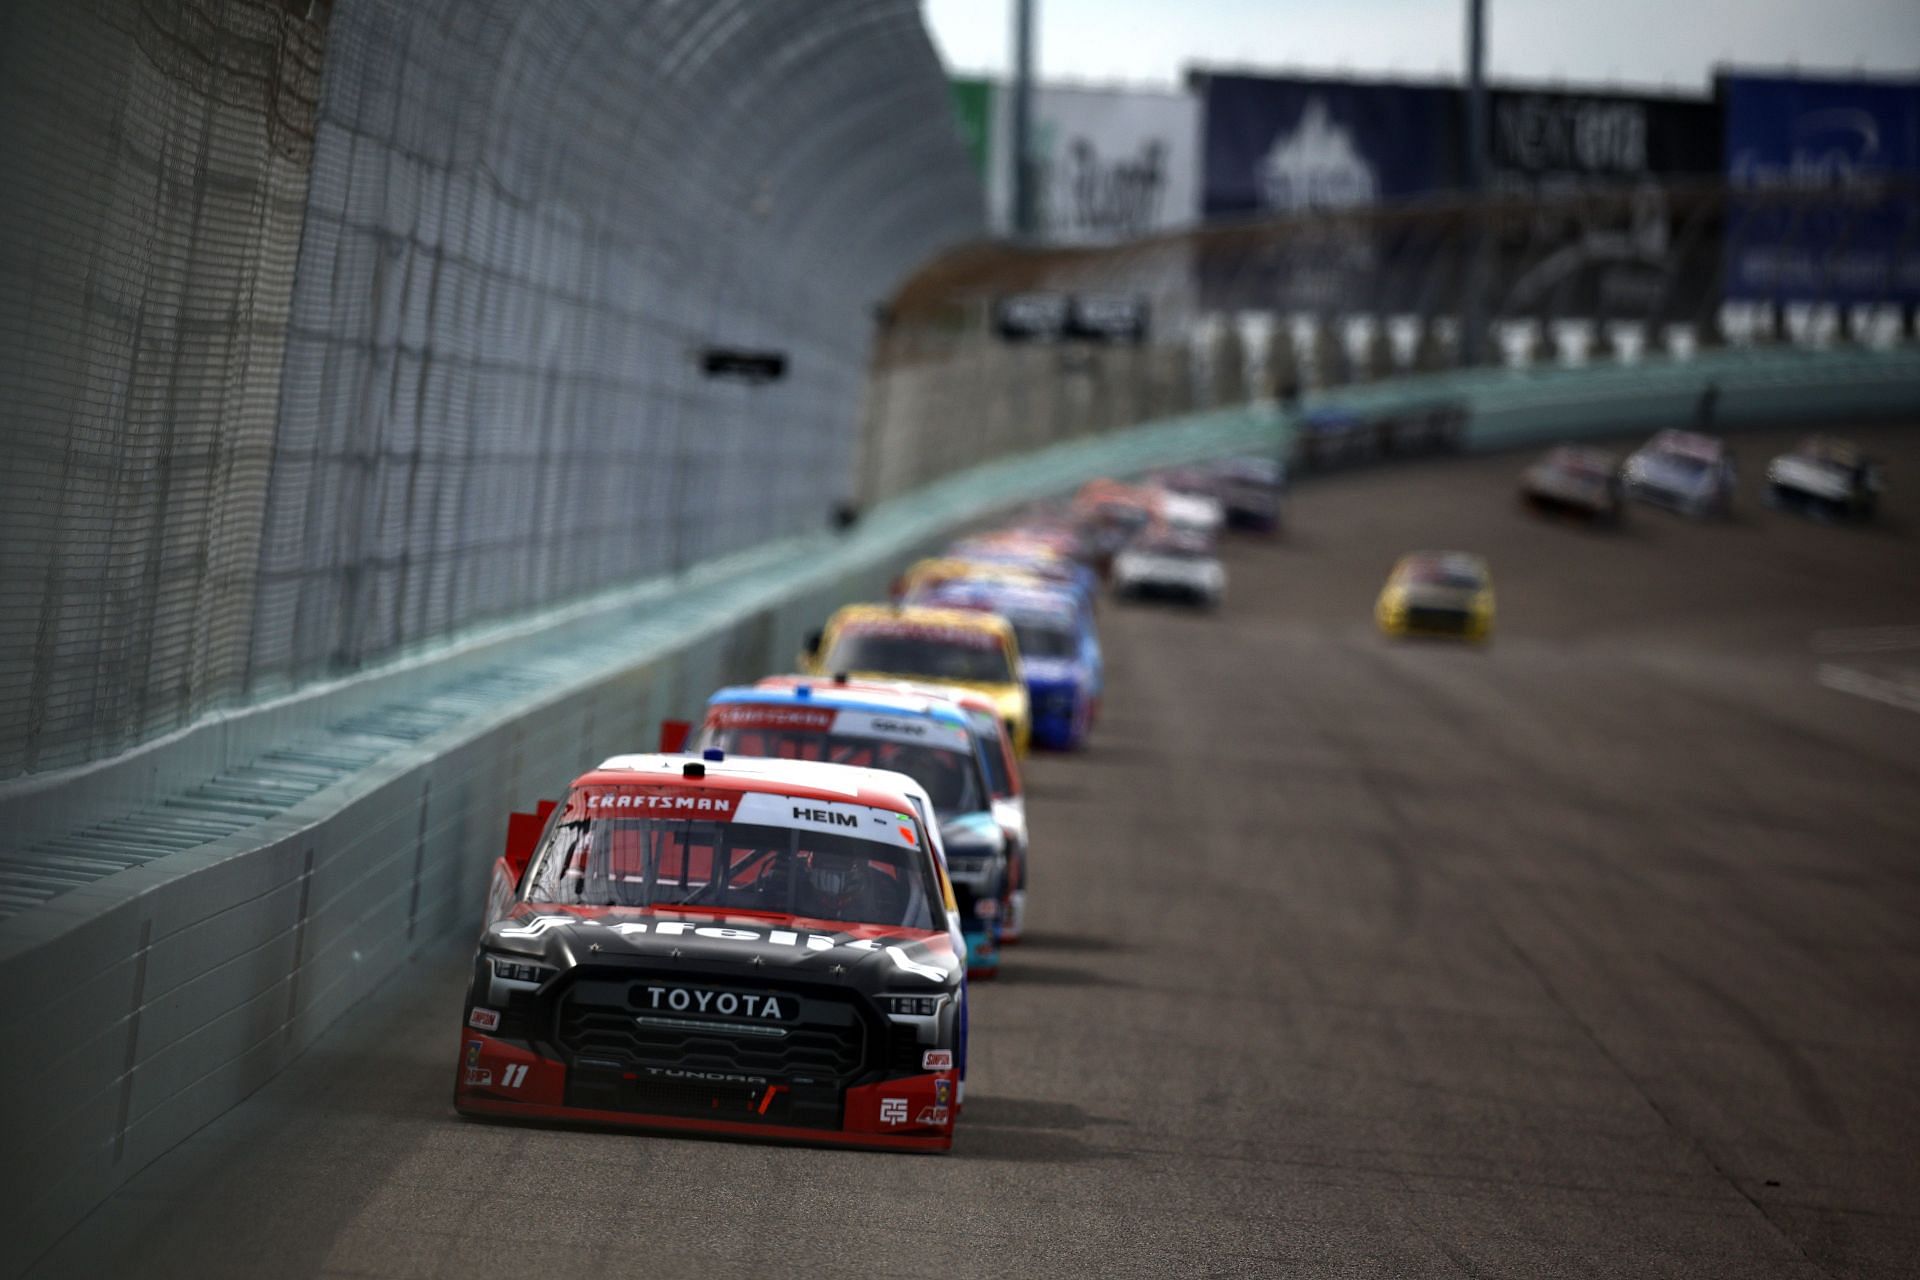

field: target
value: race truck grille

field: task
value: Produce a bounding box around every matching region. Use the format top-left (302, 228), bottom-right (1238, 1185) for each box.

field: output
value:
top-left (1128, 579), bottom-right (1209, 603)
top-left (554, 972), bottom-right (878, 1126)
top-left (1405, 607), bottom-right (1471, 635)
top-left (946, 855), bottom-right (992, 880)
top-left (887, 1023), bottom-right (932, 1074)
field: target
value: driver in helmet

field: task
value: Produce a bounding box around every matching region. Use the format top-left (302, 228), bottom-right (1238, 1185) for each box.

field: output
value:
top-left (795, 848), bottom-right (875, 922)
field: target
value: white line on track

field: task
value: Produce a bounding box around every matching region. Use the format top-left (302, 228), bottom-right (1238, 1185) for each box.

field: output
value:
top-left (1816, 662), bottom-right (1920, 715)
top-left (1812, 624), bottom-right (1920, 655)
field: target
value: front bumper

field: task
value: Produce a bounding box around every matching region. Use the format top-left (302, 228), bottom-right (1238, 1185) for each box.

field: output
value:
top-left (1767, 480), bottom-right (1870, 520)
top-left (1118, 577), bottom-right (1218, 606)
top-left (1523, 483), bottom-right (1617, 520)
top-left (456, 1032), bottom-right (956, 1151)
top-left (1378, 602), bottom-right (1490, 641)
top-left (1027, 684), bottom-right (1087, 750)
top-left (1626, 477), bottom-right (1720, 517)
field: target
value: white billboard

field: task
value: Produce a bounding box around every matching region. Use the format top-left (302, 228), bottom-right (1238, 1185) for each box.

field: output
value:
top-left (986, 84), bottom-right (1201, 243)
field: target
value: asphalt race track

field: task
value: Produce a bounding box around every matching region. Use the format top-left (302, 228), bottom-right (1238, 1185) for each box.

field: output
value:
top-left (32, 423), bottom-right (1920, 1279)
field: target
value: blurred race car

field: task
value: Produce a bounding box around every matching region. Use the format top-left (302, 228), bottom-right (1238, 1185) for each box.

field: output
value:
top-left (1072, 480), bottom-right (1162, 575)
top-left (1765, 436), bottom-right (1883, 521)
top-left (958, 518), bottom-right (1094, 569)
top-left (1376, 551), bottom-right (1493, 641)
top-left (696, 684), bottom-right (1008, 977)
top-left (1520, 445), bottom-right (1626, 523)
top-left (1112, 529), bottom-right (1225, 608)
top-left (1147, 468), bottom-right (1227, 538)
top-left (756, 675), bottom-right (1032, 944)
top-left (1158, 489), bottom-right (1226, 539)
top-left (917, 578), bottom-right (1102, 751)
top-left (903, 547), bottom-right (1098, 618)
top-left (457, 753), bottom-right (965, 1150)
top-left (803, 604), bottom-right (1031, 754)
top-left (941, 536), bottom-right (1102, 605)
top-left (1211, 455), bottom-right (1287, 531)
top-left (1624, 429), bottom-right (1736, 518)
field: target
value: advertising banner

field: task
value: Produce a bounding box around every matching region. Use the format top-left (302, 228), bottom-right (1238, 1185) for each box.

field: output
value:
top-left (1487, 90), bottom-right (1721, 323)
top-left (985, 83), bottom-right (1201, 242)
top-left (1195, 74), bottom-right (1461, 313)
top-left (1723, 72), bottom-right (1920, 303)
top-left (1198, 73), bottom-right (1463, 218)
top-left (1489, 90), bottom-right (1720, 193)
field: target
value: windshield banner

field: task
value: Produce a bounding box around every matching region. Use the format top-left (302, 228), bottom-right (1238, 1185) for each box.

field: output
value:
top-left (566, 788), bottom-right (919, 850)
top-left (844, 622), bottom-right (1002, 649)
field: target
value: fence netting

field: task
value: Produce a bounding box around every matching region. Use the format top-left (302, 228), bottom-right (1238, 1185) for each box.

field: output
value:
top-left (0, 0), bottom-right (982, 777)
top-left (0, 0), bottom-right (327, 776)
top-left (242, 0), bottom-right (980, 697)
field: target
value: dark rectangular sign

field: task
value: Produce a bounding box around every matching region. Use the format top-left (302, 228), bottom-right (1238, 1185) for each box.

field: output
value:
top-left (994, 292), bottom-right (1148, 343)
top-left (1722, 72), bottom-right (1920, 303)
top-left (1066, 294), bottom-right (1149, 343)
top-left (701, 349), bottom-right (787, 383)
top-left (994, 292), bottom-right (1070, 341)
top-left (1199, 73), bottom-right (1464, 217)
top-left (1489, 89), bottom-right (1720, 191)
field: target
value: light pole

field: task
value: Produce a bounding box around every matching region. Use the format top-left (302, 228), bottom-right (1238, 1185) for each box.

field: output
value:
top-left (1011, 0), bottom-right (1036, 237)
top-left (1462, 0), bottom-right (1490, 366)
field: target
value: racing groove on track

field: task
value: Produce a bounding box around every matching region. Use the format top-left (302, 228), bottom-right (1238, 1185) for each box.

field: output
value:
top-left (33, 424), bottom-right (1920, 1279)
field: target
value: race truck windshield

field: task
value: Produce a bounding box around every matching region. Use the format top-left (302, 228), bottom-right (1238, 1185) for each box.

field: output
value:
top-left (1405, 562), bottom-right (1482, 589)
top-left (523, 815), bottom-right (938, 929)
top-left (1651, 451), bottom-right (1713, 477)
top-left (1138, 540), bottom-right (1211, 561)
top-left (703, 725), bottom-right (985, 814)
top-left (1012, 618), bottom-right (1077, 660)
top-left (823, 628), bottom-right (1013, 684)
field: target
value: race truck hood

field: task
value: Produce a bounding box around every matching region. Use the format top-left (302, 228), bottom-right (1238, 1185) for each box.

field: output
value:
top-left (1768, 454), bottom-right (1851, 501)
top-left (1630, 454), bottom-right (1716, 495)
top-left (938, 809), bottom-right (1007, 887)
top-left (1116, 553), bottom-right (1221, 586)
top-left (1401, 584), bottom-right (1482, 610)
top-left (481, 904), bottom-right (961, 989)
top-left (1529, 466), bottom-right (1607, 503)
top-left (859, 672), bottom-right (1024, 723)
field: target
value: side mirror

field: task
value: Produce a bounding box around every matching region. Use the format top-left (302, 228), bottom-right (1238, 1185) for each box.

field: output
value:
top-left (798, 629), bottom-right (824, 673)
top-left (888, 574), bottom-right (907, 600)
top-left (657, 719), bottom-right (691, 753)
top-left (502, 798), bottom-right (558, 886)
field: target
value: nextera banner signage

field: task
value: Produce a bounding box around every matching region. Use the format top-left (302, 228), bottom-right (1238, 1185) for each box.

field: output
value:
top-left (981, 83), bottom-right (1201, 242)
top-left (1198, 73), bottom-right (1463, 217)
top-left (1489, 90), bottom-right (1720, 192)
top-left (1723, 72), bottom-right (1920, 303)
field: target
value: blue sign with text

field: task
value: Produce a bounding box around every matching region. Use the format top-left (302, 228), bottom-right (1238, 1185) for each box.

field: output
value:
top-left (1723, 73), bottom-right (1920, 302)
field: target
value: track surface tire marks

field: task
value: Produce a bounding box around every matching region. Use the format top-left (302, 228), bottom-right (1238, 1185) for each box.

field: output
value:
top-left (30, 424), bottom-right (1920, 1279)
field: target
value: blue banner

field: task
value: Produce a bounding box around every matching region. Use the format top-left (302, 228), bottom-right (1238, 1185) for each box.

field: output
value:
top-left (1200, 74), bottom-right (1463, 217)
top-left (1723, 73), bottom-right (1920, 303)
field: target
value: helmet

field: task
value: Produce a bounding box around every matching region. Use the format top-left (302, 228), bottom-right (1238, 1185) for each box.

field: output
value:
top-left (805, 850), bottom-right (863, 902)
